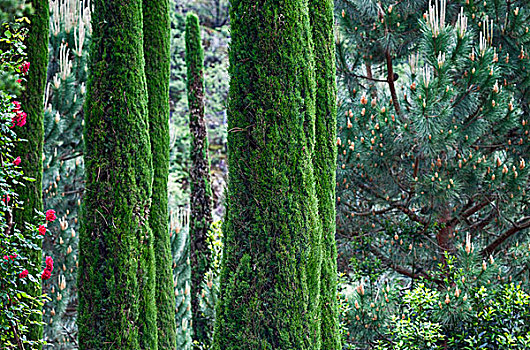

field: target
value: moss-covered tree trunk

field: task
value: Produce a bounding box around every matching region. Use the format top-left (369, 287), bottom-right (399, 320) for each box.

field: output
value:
top-left (212, 1), bottom-right (322, 348)
top-left (143, 0), bottom-right (177, 348)
top-left (185, 12), bottom-right (214, 347)
top-left (77, 0), bottom-right (158, 348)
top-left (308, 0), bottom-right (341, 348)
top-left (12, 0), bottom-right (49, 346)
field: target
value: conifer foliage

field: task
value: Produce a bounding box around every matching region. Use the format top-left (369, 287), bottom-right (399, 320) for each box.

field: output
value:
top-left (42, 0), bottom-right (91, 345)
top-left (212, 0), bottom-right (322, 348)
top-left (143, 0), bottom-right (177, 348)
top-left (335, 0), bottom-right (530, 347)
top-left (12, 0), bottom-right (49, 346)
top-left (77, 0), bottom-right (157, 348)
top-left (185, 12), bottom-right (214, 347)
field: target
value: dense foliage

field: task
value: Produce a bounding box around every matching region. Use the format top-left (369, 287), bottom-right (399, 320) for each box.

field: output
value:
top-left (42, 0), bottom-right (90, 346)
top-left (0, 15), bottom-right (55, 350)
top-left (335, 0), bottom-right (530, 348)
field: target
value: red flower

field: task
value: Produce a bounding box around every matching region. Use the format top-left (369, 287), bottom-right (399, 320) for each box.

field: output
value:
top-left (19, 269), bottom-right (28, 278)
top-left (45, 256), bottom-right (53, 270)
top-left (38, 225), bottom-right (46, 235)
top-left (16, 112), bottom-right (26, 127)
top-left (20, 62), bottom-right (30, 74)
top-left (41, 256), bottom-right (54, 280)
top-left (2, 195), bottom-right (10, 204)
top-left (16, 79), bottom-right (22, 83)
top-left (41, 269), bottom-right (51, 280)
top-left (13, 157), bottom-right (21, 166)
top-left (12, 101), bottom-right (21, 110)
top-left (11, 111), bottom-right (27, 128)
top-left (45, 209), bottom-right (56, 222)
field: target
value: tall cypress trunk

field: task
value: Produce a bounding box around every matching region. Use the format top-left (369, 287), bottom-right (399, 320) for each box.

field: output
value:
top-left (143, 0), bottom-right (177, 348)
top-left (212, 1), bottom-right (321, 348)
top-left (77, 0), bottom-right (157, 348)
top-left (308, 0), bottom-right (341, 348)
top-left (185, 13), bottom-right (214, 346)
top-left (13, 0), bottom-right (49, 346)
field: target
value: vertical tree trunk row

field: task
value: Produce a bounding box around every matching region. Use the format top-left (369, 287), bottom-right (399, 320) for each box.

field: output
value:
top-left (185, 12), bottom-right (214, 347)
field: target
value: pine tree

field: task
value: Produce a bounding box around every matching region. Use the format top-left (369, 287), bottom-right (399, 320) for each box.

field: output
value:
top-left (212, 0), bottom-right (321, 348)
top-left (143, 0), bottom-right (177, 348)
top-left (185, 12), bottom-right (214, 347)
top-left (308, 0), bottom-right (341, 348)
top-left (12, 0), bottom-right (49, 346)
top-left (42, 0), bottom-right (91, 345)
top-left (334, 0), bottom-right (530, 346)
top-left (170, 208), bottom-right (193, 350)
top-left (77, 0), bottom-right (157, 348)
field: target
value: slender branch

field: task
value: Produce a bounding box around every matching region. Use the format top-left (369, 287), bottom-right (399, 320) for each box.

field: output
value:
top-left (368, 244), bottom-right (442, 284)
top-left (356, 181), bottom-right (429, 225)
top-left (337, 67), bottom-right (388, 83)
top-left (454, 198), bottom-right (492, 223)
top-left (60, 152), bottom-right (83, 161)
top-left (385, 50), bottom-right (401, 115)
top-left (482, 218), bottom-right (530, 256)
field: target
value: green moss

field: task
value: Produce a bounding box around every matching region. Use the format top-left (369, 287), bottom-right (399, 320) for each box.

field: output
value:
top-left (143, 0), bottom-right (177, 348)
top-left (212, 1), bottom-right (321, 349)
top-left (77, 0), bottom-right (157, 348)
top-left (308, 0), bottom-right (341, 348)
top-left (12, 0), bottom-right (49, 346)
top-left (185, 12), bottom-right (214, 346)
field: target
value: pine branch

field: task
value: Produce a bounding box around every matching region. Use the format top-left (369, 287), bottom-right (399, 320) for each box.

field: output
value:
top-left (338, 66), bottom-right (388, 83)
top-left (368, 244), bottom-right (442, 284)
top-left (385, 50), bottom-right (401, 115)
top-left (482, 217), bottom-right (530, 256)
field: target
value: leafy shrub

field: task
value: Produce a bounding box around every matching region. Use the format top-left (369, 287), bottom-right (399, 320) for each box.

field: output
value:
top-left (0, 16), bottom-right (55, 349)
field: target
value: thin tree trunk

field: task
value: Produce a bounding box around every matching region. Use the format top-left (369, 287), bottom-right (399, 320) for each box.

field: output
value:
top-left (185, 13), bottom-right (214, 347)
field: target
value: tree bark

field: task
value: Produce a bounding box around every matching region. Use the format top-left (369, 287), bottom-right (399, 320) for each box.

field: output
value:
top-left (308, 0), bottom-right (341, 349)
top-left (77, 0), bottom-right (157, 348)
top-left (143, 0), bottom-right (177, 348)
top-left (213, 1), bottom-right (321, 348)
top-left (185, 13), bottom-right (214, 347)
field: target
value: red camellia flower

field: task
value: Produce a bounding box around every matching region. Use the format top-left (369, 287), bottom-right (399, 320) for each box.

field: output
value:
top-left (13, 157), bottom-right (21, 166)
top-left (45, 209), bottom-right (57, 222)
top-left (19, 269), bottom-right (28, 278)
top-left (45, 256), bottom-right (53, 271)
top-left (38, 225), bottom-right (46, 235)
top-left (2, 195), bottom-right (10, 204)
top-left (41, 269), bottom-right (51, 280)
top-left (41, 256), bottom-right (54, 280)
top-left (20, 62), bottom-right (30, 74)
